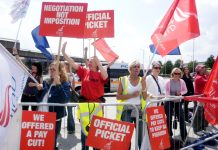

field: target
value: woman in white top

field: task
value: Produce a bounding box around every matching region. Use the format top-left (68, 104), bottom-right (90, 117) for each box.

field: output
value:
top-left (146, 61), bottom-right (165, 106)
top-left (116, 60), bottom-right (147, 149)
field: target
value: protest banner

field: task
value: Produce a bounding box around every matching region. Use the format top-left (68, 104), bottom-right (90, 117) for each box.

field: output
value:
top-left (20, 111), bottom-right (56, 150)
top-left (86, 116), bottom-right (134, 150)
top-left (146, 106), bottom-right (170, 150)
top-left (39, 2), bottom-right (88, 38)
top-left (83, 10), bottom-right (114, 38)
top-left (0, 44), bottom-right (28, 149)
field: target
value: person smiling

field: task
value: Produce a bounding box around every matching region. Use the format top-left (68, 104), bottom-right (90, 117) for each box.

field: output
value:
top-left (164, 67), bottom-right (188, 142)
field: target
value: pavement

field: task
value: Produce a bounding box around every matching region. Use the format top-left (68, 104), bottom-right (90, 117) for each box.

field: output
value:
top-left (57, 96), bottom-right (218, 150)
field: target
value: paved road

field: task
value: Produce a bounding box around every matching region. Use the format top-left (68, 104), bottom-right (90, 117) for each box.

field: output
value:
top-left (57, 96), bottom-right (218, 150)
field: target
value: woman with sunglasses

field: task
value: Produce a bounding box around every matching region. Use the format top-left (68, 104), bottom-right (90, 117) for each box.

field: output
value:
top-left (164, 67), bottom-right (187, 143)
top-left (37, 61), bottom-right (71, 150)
top-left (146, 61), bottom-right (165, 106)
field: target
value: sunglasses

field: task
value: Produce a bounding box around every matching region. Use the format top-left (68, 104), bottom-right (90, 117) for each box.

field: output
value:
top-left (153, 67), bottom-right (161, 70)
top-left (50, 68), bottom-right (56, 71)
top-left (133, 65), bottom-right (140, 68)
top-left (174, 72), bottom-right (181, 75)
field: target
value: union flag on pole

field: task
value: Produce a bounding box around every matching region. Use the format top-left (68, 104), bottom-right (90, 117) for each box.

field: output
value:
top-left (92, 38), bottom-right (119, 63)
top-left (151, 0), bottom-right (200, 56)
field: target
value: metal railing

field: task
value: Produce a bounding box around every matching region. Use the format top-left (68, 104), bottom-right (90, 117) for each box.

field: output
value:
top-left (19, 102), bottom-right (140, 150)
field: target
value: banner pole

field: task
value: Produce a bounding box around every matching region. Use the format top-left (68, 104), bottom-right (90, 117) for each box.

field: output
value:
top-left (57, 36), bottom-right (62, 62)
top-left (144, 38), bottom-right (162, 77)
top-left (192, 39), bottom-right (195, 73)
top-left (94, 38), bottom-right (96, 56)
top-left (1, 43), bottom-right (38, 83)
top-left (13, 19), bottom-right (23, 48)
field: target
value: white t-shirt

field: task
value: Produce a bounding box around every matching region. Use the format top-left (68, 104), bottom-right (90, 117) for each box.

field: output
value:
top-left (146, 74), bottom-right (165, 106)
top-left (125, 77), bottom-right (142, 105)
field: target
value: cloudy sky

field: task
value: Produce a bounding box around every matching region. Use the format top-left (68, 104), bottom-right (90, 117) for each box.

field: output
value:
top-left (0, 0), bottom-right (217, 66)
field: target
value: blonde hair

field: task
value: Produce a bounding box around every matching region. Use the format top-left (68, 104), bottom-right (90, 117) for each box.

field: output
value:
top-left (49, 61), bottom-right (68, 83)
top-left (170, 67), bottom-right (183, 78)
top-left (128, 60), bottom-right (141, 73)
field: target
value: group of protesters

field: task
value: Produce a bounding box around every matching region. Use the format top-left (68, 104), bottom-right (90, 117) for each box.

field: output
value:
top-left (14, 42), bottom-right (210, 150)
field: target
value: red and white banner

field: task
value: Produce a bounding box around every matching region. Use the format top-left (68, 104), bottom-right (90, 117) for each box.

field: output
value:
top-left (83, 10), bottom-right (114, 38)
top-left (203, 57), bottom-right (218, 125)
top-left (39, 2), bottom-right (88, 38)
top-left (86, 116), bottom-right (134, 150)
top-left (0, 44), bottom-right (28, 148)
top-left (92, 38), bottom-right (118, 63)
top-left (151, 0), bottom-right (200, 56)
top-left (146, 106), bottom-right (170, 150)
top-left (20, 111), bottom-right (56, 150)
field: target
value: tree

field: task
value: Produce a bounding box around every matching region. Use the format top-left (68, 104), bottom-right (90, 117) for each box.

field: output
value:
top-left (162, 60), bottom-right (173, 75)
top-left (205, 55), bottom-right (215, 69)
top-left (174, 59), bottom-right (183, 68)
top-left (187, 60), bottom-right (198, 73)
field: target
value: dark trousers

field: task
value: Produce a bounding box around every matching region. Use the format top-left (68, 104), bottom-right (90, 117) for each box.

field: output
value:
top-left (193, 102), bottom-right (208, 132)
top-left (67, 106), bottom-right (75, 132)
top-left (183, 100), bottom-right (190, 122)
top-left (121, 109), bottom-right (143, 150)
top-left (81, 131), bottom-right (99, 150)
top-left (164, 101), bottom-right (187, 141)
top-left (55, 119), bottom-right (62, 150)
top-left (21, 94), bottom-right (38, 111)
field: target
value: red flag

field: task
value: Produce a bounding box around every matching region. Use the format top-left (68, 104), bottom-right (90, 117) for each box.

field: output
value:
top-left (92, 38), bottom-right (119, 63)
top-left (203, 57), bottom-right (218, 97)
top-left (203, 57), bottom-right (218, 125)
top-left (151, 0), bottom-right (200, 56)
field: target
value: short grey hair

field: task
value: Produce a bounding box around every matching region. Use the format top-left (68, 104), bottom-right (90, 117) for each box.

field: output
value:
top-left (128, 60), bottom-right (141, 72)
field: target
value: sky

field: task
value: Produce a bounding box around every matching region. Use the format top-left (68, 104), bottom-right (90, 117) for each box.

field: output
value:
top-left (0, 0), bottom-right (218, 67)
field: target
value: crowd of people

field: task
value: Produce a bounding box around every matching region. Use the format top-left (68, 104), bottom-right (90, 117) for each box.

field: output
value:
top-left (13, 43), bottom-right (211, 149)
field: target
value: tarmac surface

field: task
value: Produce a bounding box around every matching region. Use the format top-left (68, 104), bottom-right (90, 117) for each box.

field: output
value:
top-left (57, 96), bottom-right (218, 150)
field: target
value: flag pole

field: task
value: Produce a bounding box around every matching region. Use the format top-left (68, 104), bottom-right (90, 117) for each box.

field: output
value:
top-left (13, 19), bottom-right (23, 48)
top-left (10, 19), bottom-right (38, 83)
top-left (192, 39), bottom-right (195, 73)
top-left (1, 43), bottom-right (38, 83)
top-left (144, 38), bottom-right (162, 76)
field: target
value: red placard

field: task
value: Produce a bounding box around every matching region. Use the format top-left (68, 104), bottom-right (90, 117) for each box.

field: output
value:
top-left (146, 106), bottom-right (170, 150)
top-left (20, 111), bottom-right (56, 150)
top-left (86, 116), bottom-right (134, 150)
top-left (83, 10), bottom-right (114, 38)
top-left (39, 2), bottom-right (88, 37)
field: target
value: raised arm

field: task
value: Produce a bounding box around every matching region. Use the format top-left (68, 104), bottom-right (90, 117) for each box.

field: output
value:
top-left (61, 42), bottom-right (79, 71)
top-left (94, 56), bottom-right (108, 80)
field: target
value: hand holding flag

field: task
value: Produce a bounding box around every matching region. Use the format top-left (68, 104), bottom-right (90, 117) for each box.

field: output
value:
top-left (151, 0), bottom-right (200, 56)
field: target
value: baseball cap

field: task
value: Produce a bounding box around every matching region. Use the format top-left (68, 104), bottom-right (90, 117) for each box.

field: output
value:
top-left (195, 64), bottom-right (205, 72)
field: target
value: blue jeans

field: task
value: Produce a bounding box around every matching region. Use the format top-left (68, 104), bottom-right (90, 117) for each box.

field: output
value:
top-left (67, 106), bottom-right (75, 132)
top-left (121, 109), bottom-right (143, 150)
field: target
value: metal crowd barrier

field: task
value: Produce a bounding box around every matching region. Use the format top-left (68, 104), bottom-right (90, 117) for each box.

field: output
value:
top-left (142, 96), bottom-right (184, 150)
top-left (142, 96), bottom-right (218, 150)
top-left (19, 102), bottom-right (140, 150)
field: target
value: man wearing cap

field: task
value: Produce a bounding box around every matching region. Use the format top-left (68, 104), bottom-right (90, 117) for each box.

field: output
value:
top-left (146, 61), bottom-right (165, 106)
top-left (193, 64), bottom-right (209, 134)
